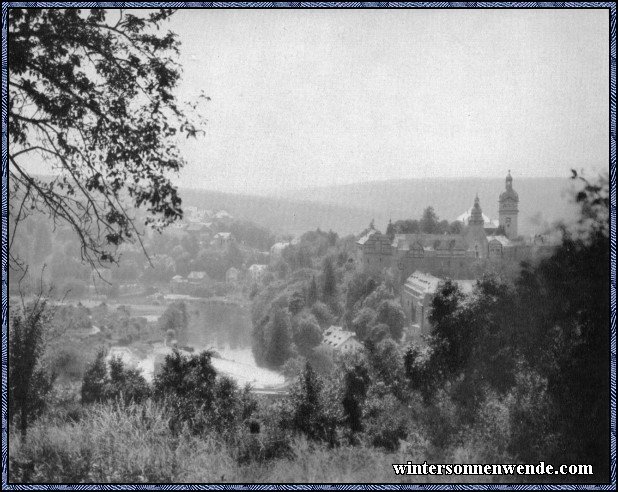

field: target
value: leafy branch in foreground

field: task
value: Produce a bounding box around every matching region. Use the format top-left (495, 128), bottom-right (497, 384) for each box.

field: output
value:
top-left (8, 8), bottom-right (207, 270)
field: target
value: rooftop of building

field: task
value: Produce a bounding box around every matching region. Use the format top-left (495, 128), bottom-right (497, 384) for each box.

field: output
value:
top-left (392, 233), bottom-right (469, 251)
top-left (322, 326), bottom-right (358, 349)
top-left (357, 228), bottom-right (380, 245)
top-left (404, 271), bottom-right (477, 296)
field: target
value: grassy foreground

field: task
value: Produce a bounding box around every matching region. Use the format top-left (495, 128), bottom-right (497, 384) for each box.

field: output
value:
top-left (9, 401), bottom-right (523, 484)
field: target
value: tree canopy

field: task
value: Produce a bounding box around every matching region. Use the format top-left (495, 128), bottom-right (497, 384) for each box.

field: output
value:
top-left (8, 8), bottom-right (206, 269)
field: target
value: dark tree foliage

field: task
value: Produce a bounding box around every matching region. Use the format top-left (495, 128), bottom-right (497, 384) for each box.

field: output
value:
top-left (448, 220), bottom-right (464, 234)
top-left (426, 279), bottom-right (466, 381)
top-left (80, 349), bottom-right (107, 404)
top-left (288, 290), bottom-right (305, 316)
top-left (306, 276), bottom-right (319, 306)
top-left (342, 364), bottom-right (370, 433)
top-left (392, 219), bottom-right (420, 234)
top-left (81, 350), bottom-right (150, 405)
top-left (251, 314), bottom-right (270, 367)
top-left (375, 299), bottom-right (405, 341)
top-left (290, 363), bottom-right (329, 442)
top-left (391, 210), bottom-right (463, 236)
top-left (154, 349), bottom-right (256, 435)
top-left (292, 315), bottom-right (322, 357)
top-left (345, 272), bottom-right (378, 313)
top-left (368, 323), bottom-right (390, 344)
top-left (9, 299), bottom-right (56, 437)
top-left (420, 206), bottom-right (439, 234)
top-left (158, 301), bottom-right (188, 344)
top-left (321, 256), bottom-right (337, 300)
top-left (8, 8), bottom-right (206, 268)
top-left (229, 220), bottom-right (276, 251)
top-left (265, 308), bottom-right (293, 368)
top-left (106, 357), bottom-right (151, 403)
top-left (418, 171), bottom-right (610, 476)
top-left (351, 307), bottom-right (377, 340)
top-left (154, 349), bottom-right (217, 433)
top-left (515, 171), bottom-right (610, 473)
top-left (426, 276), bottom-right (517, 400)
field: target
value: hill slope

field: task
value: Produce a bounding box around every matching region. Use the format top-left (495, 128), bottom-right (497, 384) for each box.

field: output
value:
top-left (271, 177), bottom-right (580, 235)
top-left (179, 188), bottom-right (372, 237)
top-left (180, 177), bottom-right (580, 237)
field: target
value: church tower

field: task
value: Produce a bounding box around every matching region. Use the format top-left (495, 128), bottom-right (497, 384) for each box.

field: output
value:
top-left (498, 171), bottom-right (519, 239)
top-left (469, 194), bottom-right (485, 227)
top-left (466, 194), bottom-right (488, 259)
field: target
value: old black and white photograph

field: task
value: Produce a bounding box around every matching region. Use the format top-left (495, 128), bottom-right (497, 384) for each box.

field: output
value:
top-left (3, 4), bottom-right (614, 486)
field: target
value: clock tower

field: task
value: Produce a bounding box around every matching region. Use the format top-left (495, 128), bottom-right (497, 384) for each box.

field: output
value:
top-left (498, 171), bottom-right (519, 239)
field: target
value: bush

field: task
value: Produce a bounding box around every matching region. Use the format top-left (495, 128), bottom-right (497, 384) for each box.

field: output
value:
top-left (153, 349), bottom-right (256, 436)
top-left (9, 301), bottom-right (56, 437)
top-left (363, 393), bottom-right (409, 452)
top-left (81, 351), bottom-right (150, 405)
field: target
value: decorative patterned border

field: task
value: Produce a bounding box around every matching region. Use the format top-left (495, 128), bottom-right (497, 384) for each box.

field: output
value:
top-left (1, 2), bottom-right (615, 490)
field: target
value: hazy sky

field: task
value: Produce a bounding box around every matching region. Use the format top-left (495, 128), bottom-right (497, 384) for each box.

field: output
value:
top-left (17, 8), bottom-right (608, 194)
top-left (166, 8), bottom-right (608, 194)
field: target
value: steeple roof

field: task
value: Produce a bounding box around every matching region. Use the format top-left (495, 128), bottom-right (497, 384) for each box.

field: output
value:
top-left (500, 170), bottom-right (519, 202)
top-left (469, 194), bottom-right (485, 225)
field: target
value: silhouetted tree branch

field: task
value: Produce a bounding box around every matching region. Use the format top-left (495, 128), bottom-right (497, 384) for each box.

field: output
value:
top-left (8, 8), bottom-right (208, 271)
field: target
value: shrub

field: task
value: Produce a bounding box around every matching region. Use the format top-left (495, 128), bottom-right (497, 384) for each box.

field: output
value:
top-left (9, 301), bottom-right (56, 437)
top-left (363, 393), bottom-right (409, 452)
top-left (154, 349), bottom-right (256, 436)
top-left (81, 351), bottom-right (150, 405)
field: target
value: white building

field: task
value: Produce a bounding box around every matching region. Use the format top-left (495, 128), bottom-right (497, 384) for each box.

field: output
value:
top-left (320, 326), bottom-right (362, 353)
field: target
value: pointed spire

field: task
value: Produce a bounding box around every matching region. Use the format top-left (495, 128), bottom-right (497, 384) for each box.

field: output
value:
top-left (469, 194), bottom-right (484, 226)
top-left (506, 170), bottom-right (513, 187)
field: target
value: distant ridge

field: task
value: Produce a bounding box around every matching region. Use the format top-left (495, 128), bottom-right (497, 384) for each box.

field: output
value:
top-left (180, 177), bottom-right (580, 237)
top-left (270, 176), bottom-right (581, 235)
top-left (179, 188), bottom-right (372, 237)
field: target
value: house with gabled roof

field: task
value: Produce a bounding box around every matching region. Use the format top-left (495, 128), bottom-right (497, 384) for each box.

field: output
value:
top-left (320, 326), bottom-right (362, 354)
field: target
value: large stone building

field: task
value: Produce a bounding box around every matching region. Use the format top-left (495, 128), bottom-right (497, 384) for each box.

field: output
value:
top-left (357, 172), bottom-right (556, 283)
top-left (401, 271), bottom-right (475, 334)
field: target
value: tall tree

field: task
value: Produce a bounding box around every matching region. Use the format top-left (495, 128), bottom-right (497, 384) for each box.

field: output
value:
top-left (266, 308), bottom-right (293, 368)
top-left (158, 301), bottom-right (189, 345)
top-left (306, 276), bottom-right (319, 306)
top-left (8, 8), bottom-right (206, 269)
top-left (342, 363), bottom-right (370, 433)
top-left (321, 256), bottom-right (337, 300)
top-left (9, 298), bottom-right (56, 437)
top-left (420, 206), bottom-right (439, 234)
top-left (291, 362), bottom-right (327, 441)
top-left (292, 315), bottom-right (322, 357)
top-left (517, 171), bottom-right (610, 473)
top-left (375, 299), bottom-right (405, 341)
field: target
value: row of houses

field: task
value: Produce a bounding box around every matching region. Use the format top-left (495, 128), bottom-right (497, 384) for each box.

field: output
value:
top-left (169, 264), bottom-right (270, 294)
